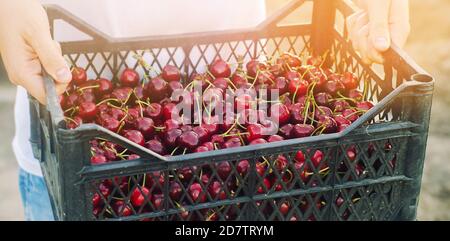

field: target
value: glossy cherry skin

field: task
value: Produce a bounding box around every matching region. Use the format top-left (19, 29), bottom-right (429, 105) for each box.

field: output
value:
top-left (288, 78), bottom-right (308, 97)
top-left (270, 103), bottom-right (290, 125)
top-left (247, 124), bottom-right (264, 142)
top-left (78, 102), bottom-right (97, 121)
top-left (130, 186), bottom-right (150, 207)
top-left (316, 116), bottom-right (338, 134)
top-left (146, 76), bottom-right (168, 102)
top-left (356, 101), bottom-right (374, 111)
top-left (113, 201), bottom-right (132, 216)
top-left (209, 59), bottom-right (231, 78)
top-left (267, 135), bottom-right (284, 142)
top-left (91, 155), bottom-right (108, 165)
top-left (178, 131), bottom-right (200, 150)
top-left (222, 137), bottom-right (242, 149)
top-left (120, 68), bottom-right (140, 87)
top-left (341, 72), bottom-right (359, 90)
top-left (189, 183), bottom-right (206, 203)
top-left (279, 123), bottom-right (295, 139)
top-left (292, 124), bottom-right (314, 138)
top-left (123, 130), bottom-right (145, 146)
top-left (101, 117), bottom-right (120, 133)
top-left (169, 182), bottom-right (183, 201)
top-left (94, 78), bottom-right (113, 97)
top-left (164, 128), bottom-right (183, 147)
top-left (342, 109), bottom-right (359, 122)
top-left (162, 65), bottom-right (181, 82)
top-left (111, 87), bottom-right (134, 104)
top-left (145, 139), bottom-right (166, 155)
top-left (71, 67), bottom-right (87, 86)
top-left (208, 181), bottom-right (226, 200)
top-left (135, 117), bottom-right (155, 139)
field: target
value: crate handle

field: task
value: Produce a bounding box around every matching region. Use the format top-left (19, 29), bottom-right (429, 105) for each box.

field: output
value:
top-left (256, 0), bottom-right (306, 30)
top-left (43, 1), bottom-right (307, 44)
top-left (44, 4), bottom-right (111, 43)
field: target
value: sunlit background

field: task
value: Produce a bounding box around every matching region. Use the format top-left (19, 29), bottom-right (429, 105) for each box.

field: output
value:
top-left (0, 0), bottom-right (448, 220)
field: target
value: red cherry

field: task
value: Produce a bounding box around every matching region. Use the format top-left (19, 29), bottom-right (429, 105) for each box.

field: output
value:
top-left (213, 77), bottom-right (228, 90)
top-left (284, 71), bottom-right (301, 82)
top-left (169, 182), bottom-right (182, 201)
top-left (348, 89), bottom-right (363, 102)
top-left (295, 150), bottom-right (305, 163)
top-left (101, 116), bottom-right (120, 132)
top-left (246, 60), bottom-right (266, 78)
top-left (279, 123), bottom-right (294, 139)
top-left (192, 126), bottom-right (210, 143)
top-left (130, 186), bottom-right (150, 207)
top-left (216, 161), bottom-right (232, 180)
top-left (249, 138), bottom-right (267, 145)
top-left (316, 116), bottom-right (338, 134)
top-left (91, 155), bottom-right (108, 165)
top-left (231, 73), bottom-right (248, 87)
top-left (189, 183), bottom-right (206, 203)
top-left (311, 150), bottom-right (324, 168)
top-left (280, 202), bottom-right (290, 215)
top-left (145, 103), bottom-right (163, 121)
top-left (124, 130), bottom-right (145, 146)
top-left (113, 201), bottom-right (132, 216)
top-left (135, 117), bottom-right (155, 139)
top-left (257, 178), bottom-right (272, 194)
top-left (78, 102), bottom-right (97, 121)
top-left (71, 67), bottom-right (87, 86)
top-left (145, 139), bottom-right (166, 155)
top-left (146, 76), bottom-right (168, 102)
top-left (164, 128), bottom-right (182, 147)
top-left (342, 109), bottom-right (359, 122)
top-left (292, 124), bottom-right (314, 138)
top-left (208, 181), bottom-right (226, 200)
top-left (66, 115), bottom-right (83, 129)
top-left (288, 78), bottom-right (308, 97)
top-left (270, 103), bottom-right (290, 125)
top-left (237, 160), bottom-right (250, 175)
top-left (94, 78), bottom-right (113, 97)
top-left (162, 65), bottom-right (181, 82)
top-left (315, 92), bottom-right (332, 107)
top-left (267, 135), bottom-right (284, 142)
top-left (247, 124), bottom-right (264, 142)
top-left (332, 100), bottom-right (350, 112)
top-left (112, 87), bottom-right (134, 104)
top-left (341, 72), bottom-right (359, 90)
top-left (334, 114), bottom-right (351, 127)
top-left (120, 68), bottom-right (140, 87)
top-left (178, 131), bottom-right (200, 150)
top-left (356, 101), bottom-right (374, 111)
top-left (209, 58), bottom-right (231, 78)
top-left (162, 103), bottom-right (179, 120)
top-left (222, 137), bottom-right (242, 149)
top-left (314, 106), bottom-right (333, 120)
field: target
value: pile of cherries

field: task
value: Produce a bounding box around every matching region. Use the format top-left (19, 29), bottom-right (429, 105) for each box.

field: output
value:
top-left (60, 52), bottom-right (380, 220)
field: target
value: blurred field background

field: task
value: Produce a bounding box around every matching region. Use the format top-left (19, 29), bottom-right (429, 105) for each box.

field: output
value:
top-left (0, 0), bottom-right (448, 220)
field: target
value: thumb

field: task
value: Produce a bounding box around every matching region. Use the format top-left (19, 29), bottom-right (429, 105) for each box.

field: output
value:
top-left (31, 33), bottom-right (71, 84)
top-left (367, 0), bottom-right (392, 52)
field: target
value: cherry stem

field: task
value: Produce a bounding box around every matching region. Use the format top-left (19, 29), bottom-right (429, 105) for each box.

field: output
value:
top-left (133, 54), bottom-right (160, 76)
top-left (97, 98), bottom-right (121, 106)
top-left (64, 116), bottom-right (78, 125)
top-left (170, 146), bottom-right (180, 156)
top-left (78, 85), bottom-right (100, 93)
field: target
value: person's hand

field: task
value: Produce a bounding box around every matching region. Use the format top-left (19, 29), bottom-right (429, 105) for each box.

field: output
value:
top-left (346, 0), bottom-right (410, 64)
top-left (0, 0), bottom-right (71, 104)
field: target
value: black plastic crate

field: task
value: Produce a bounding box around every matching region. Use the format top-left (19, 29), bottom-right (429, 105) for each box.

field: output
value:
top-left (29, 0), bottom-right (434, 221)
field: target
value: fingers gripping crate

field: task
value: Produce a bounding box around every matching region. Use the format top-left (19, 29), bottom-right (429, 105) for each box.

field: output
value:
top-left (29, 0), bottom-right (434, 221)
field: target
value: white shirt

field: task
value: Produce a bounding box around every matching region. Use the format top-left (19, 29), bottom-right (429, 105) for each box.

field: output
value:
top-left (13, 0), bottom-right (266, 176)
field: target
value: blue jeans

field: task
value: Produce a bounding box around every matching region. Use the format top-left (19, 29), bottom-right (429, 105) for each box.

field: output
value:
top-left (18, 168), bottom-right (54, 221)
